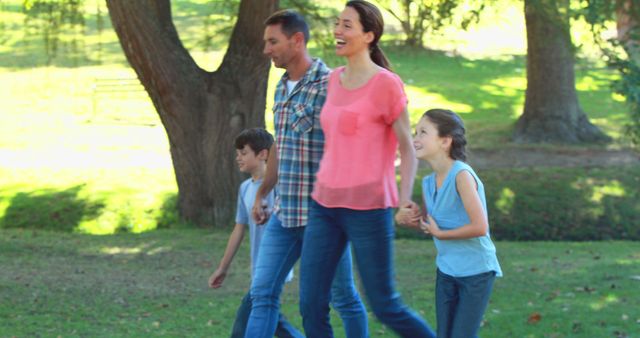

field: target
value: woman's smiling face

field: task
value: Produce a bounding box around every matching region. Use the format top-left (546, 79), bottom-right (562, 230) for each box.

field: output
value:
top-left (334, 6), bottom-right (373, 57)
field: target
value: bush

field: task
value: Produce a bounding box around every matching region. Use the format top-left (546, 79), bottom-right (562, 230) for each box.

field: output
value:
top-left (402, 166), bottom-right (640, 241)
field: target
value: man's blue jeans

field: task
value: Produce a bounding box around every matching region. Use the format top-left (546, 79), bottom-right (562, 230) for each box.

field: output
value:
top-left (435, 269), bottom-right (495, 338)
top-left (299, 202), bottom-right (436, 338)
top-left (245, 214), bottom-right (368, 338)
top-left (231, 292), bottom-right (303, 338)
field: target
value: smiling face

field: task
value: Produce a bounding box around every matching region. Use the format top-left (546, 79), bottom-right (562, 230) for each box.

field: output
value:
top-left (413, 117), bottom-right (450, 161)
top-left (334, 6), bottom-right (373, 57)
top-left (263, 23), bottom-right (298, 69)
top-left (235, 144), bottom-right (264, 174)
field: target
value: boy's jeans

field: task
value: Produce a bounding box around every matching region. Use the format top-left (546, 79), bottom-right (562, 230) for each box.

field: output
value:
top-left (435, 269), bottom-right (495, 338)
top-left (299, 201), bottom-right (436, 338)
top-left (245, 214), bottom-right (368, 338)
top-left (231, 292), bottom-right (303, 338)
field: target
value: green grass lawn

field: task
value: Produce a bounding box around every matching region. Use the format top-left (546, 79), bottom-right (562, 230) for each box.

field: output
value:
top-left (1, 228), bottom-right (638, 337)
top-left (1, 2), bottom-right (638, 336)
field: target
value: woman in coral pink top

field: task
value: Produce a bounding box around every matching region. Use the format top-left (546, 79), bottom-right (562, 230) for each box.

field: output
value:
top-left (298, 1), bottom-right (436, 337)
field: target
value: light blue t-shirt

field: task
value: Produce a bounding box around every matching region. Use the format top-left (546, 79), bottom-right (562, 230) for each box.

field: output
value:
top-left (237, 178), bottom-right (294, 282)
top-left (422, 161), bottom-right (502, 278)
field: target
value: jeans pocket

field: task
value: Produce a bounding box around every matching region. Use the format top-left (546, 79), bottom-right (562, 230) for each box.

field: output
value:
top-left (338, 110), bottom-right (359, 135)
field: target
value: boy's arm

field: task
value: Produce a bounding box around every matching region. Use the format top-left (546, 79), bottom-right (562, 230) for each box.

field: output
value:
top-left (208, 223), bottom-right (246, 289)
top-left (252, 143), bottom-right (278, 224)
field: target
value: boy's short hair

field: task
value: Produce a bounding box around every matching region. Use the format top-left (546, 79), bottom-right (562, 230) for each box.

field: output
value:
top-left (234, 128), bottom-right (274, 154)
top-left (264, 9), bottom-right (310, 44)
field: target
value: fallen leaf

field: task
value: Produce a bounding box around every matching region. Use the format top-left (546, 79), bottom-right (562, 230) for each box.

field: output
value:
top-left (528, 312), bottom-right (542, 324)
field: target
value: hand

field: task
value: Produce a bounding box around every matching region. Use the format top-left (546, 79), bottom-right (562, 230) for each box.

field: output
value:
top-left (208, 267), bottom-right (227, 289)
top-left (395, 200), bottom-right (421, 228)
top-left (420, 214), bottom-right (441, 238)
top-left (251, 198), bottom-right (270, 225)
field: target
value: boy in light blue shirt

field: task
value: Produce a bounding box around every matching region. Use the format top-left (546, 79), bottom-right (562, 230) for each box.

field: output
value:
top-left (208, 128), bottom-right (299, 338)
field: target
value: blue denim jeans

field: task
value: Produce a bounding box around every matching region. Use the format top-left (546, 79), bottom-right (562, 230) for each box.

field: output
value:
top-left (231, 292), bottom-right (303, 338)
top-left (245, 214), bottom-right (368, 338)
top-left (435, 269), bottom-right (495, 338)
top-left (299, 201), bottom-right (436, 338)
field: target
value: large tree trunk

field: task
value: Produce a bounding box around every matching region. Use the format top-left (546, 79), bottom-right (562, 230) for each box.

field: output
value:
top-left (514, 0), bottom-right (610, 143)
top-left (106, 0), bottom-right (278, 226)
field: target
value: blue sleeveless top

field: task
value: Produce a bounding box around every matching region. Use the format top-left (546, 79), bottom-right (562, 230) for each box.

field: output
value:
top-left (422, 161), bottom-right (502, 277)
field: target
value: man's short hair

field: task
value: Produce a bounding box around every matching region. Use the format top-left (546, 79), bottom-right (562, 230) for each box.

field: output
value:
top-left (264, 9), bottom-right (310, 44)
top-left (234, 128), bottom-right (274, 154)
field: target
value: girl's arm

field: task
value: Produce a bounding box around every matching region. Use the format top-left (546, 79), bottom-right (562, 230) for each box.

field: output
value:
top-left (424, 170), bottom-right (488, 240)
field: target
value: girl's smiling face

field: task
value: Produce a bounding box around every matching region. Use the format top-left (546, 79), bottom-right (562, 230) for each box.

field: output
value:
top-left (414, 117), bottom-right (449, 161)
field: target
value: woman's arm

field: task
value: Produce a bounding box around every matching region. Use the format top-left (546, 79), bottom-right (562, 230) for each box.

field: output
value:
top-left (392, 107), bottom-right (419, 211)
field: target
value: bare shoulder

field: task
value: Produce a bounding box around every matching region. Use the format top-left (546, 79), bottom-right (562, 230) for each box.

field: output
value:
top-left (455, 169), bottom-right (478, 191)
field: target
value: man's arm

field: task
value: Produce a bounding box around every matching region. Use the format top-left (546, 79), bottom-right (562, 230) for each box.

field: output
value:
top-left (252, 143), bottom-right (278, 224)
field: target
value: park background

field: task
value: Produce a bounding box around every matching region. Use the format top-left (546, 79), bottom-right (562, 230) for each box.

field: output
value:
top-left (0, 0), bottom-right (638, 336)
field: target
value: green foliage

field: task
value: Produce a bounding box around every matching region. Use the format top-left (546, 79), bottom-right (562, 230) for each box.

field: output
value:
top-left (378, 0), bottom-right (485, 48)
top-left (400, 166), bottom-right (640, 241)
top-left (192, 0), bottom-right (340, 61)
top-left (21, 0), bottom-right (86, 64)
top-left (0, 1), bottom-right (6, 44)
top-left (609, 46), bottom-right (640, 145)
top-left (282, 0), bottom-right (340, 61)
top-left (581, 0), bottom-right (640, 145)
top-left (196, 1), bottom-right (239, 52)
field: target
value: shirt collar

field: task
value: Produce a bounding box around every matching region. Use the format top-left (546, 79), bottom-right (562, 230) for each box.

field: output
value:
top-left (280, 58), bottom-right (328, 87)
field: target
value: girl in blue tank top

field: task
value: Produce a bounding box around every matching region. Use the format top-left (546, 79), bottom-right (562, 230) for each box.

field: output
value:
top-left (397, 109), bottom-right (502, 338)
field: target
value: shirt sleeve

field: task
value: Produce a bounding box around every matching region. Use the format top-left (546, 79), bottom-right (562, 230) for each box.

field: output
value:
top-left (235, 183), bottom-right (249, 225)
top-left (376, 72), bottom-right (407, 125)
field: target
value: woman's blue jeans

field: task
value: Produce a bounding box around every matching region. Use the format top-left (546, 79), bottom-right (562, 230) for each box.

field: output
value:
top-left (245, 214), bottom-right (368, 338)
top-left (435, 269), bottom-right (495, 338)
top-left (299, 201), bottom-right (436, 338)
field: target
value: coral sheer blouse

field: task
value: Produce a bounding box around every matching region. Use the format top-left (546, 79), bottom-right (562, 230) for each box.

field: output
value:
top-left (312, 66), bottom-right (407, 210)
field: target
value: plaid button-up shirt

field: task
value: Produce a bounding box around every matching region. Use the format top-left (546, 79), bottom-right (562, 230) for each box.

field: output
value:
top-left (273, 58), bottom-right (329, 228)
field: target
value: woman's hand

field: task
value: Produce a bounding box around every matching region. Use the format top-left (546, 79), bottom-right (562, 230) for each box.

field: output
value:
top-left (395, 200), bottom-right (422, 228)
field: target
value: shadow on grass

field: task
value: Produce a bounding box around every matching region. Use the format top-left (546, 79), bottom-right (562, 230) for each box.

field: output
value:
top-left (0, 186), bottom-right (192, 234)
top-left (0, 185), bottom-right (104, 232)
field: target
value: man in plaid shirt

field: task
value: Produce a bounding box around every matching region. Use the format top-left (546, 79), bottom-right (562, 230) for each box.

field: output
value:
top-left (245, 10), bottom-right (368, 338)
